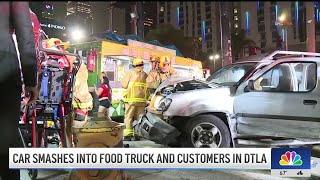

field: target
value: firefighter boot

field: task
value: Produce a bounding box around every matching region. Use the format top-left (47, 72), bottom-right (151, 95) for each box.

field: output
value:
top-left (123, 128), bottom-right (134, 141)
top-left (132, 135), bottom-right (141, 141)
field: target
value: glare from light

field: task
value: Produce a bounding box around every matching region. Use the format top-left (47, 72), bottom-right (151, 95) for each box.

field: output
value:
top-left (279, 15), bottom-right (286, 22)
top-left (210, 54), bottom-right (220, 60)
top-left (72, 29), bottom-right (84, 41)
top-left (130, 13), bottom-right (136, 18)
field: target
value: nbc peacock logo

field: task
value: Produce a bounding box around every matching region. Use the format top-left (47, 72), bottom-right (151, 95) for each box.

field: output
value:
top-left (279, 151), bottom-right (303, 166)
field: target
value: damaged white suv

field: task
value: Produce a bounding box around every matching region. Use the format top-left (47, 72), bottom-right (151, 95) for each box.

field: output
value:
top-left (135, 51), bottom-right (320, 148)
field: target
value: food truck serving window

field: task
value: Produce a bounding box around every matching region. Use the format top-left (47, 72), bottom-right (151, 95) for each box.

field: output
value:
top-left (105, 71), bottom-right (115, 81)
top-left (102, 58), bottom-right (116, 82)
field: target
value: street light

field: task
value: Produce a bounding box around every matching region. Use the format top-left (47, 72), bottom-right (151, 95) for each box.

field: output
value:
top-left (71, 29), bottom-right (84, 42)
top-left (278, 14), bottom-right (288, 51)
top-left (279, 15), bottom-right (286, 22)
top-left (209, 54), bottom-right (220, 72)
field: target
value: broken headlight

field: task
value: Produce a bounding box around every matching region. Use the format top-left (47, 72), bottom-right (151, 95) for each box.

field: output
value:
top-left (156, 98), bottom-right (172, 111)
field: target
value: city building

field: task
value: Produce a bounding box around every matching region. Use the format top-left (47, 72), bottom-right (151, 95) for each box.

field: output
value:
top-left (110, 2), bottom-right (157, 37)
top-left (157, 2), bottom-right (222, 56)
top-left (143, 2), bottom-right (157, 35)
top-left (91, 2), bottom-right (125, 35)
top-left (158, 1), bottom-right (320, 64)
top-left (66, 1), bottom-right (93, 39)
top-left (233, 1), bottom-right (320, 54)
top-left (30, 2), bottom-right (68, 41)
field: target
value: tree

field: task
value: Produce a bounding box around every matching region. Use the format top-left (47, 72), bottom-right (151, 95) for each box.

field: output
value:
top-left (145, 23), bottom-right (207, 61)
top-left (231, 28), bottom-right (256, 60)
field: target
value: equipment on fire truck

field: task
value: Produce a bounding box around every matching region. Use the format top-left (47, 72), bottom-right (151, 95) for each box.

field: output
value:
top-left (87, 49), bottom-right (98, 72)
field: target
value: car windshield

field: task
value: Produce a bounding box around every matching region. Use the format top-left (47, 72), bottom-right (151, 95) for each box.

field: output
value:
top-left (206, 63), bottom-right (256, 86)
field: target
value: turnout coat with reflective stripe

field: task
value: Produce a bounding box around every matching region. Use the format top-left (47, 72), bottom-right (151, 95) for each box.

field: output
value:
top-left (146, 67), bottom-right (176, 90)
top-left (120, 68), bottom-right (148, 106)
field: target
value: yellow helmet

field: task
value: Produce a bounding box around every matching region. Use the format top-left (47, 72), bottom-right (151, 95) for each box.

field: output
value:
top-left (46, 38), bottom-right (70, 50)
top-left (150, 56), bottom-right (160, 62)
top-left (132, 57), bottom-right (144, 66)
top-left (159, 56), bottom-right (171, 68)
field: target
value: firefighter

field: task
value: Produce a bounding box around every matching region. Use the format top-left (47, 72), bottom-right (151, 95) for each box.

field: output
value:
top-left (146, 56), bottom-right (176, 94)
top-left (150, 56), bottom-right (160, 70)
top-left (120, 57), bottom-right (148, 141)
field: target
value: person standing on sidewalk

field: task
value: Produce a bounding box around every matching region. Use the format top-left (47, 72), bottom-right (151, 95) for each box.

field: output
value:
top-left (0, 2), bottom-right (38, 179)
top-left (95, 73), bottom-right (112, 119)
top-left (121, 57), bottom-right (148, 141)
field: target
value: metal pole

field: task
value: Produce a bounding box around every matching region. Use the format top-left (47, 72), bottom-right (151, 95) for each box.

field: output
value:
top-left (91, 17), bottom-right (93, 34)
top-left (219, 2), bottom-right (224, 66)
top-left (306, 1), bottom-right (316, 52)
top-left (285, 27), bottom-right (288, 51)
top-left (110, 6), bottom-right (113, 31)
top-left (137, 1), bottom-right (144, 39)
top-left (213, 59), bottom-right (216, 72)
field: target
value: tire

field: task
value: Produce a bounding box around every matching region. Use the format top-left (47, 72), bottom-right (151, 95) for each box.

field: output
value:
top-left (180, 114), bottom-right (231, 148)
top-left (28, 169), bottom-right (38, 180)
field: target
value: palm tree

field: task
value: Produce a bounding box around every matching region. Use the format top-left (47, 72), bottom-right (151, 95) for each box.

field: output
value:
top-left (231, 28), bottom-right (256, 60)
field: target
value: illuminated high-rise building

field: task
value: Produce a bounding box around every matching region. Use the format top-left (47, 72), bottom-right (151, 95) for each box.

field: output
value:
top-left (29, 2), bottom-right (68, 41)
top-left (143, 2), bottom-right (157, 35)
top-left (66, 1), bottom-right (93, 37)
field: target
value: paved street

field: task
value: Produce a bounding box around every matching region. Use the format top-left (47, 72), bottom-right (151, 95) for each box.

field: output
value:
top-left (20, 140), bottom-right (320, 180)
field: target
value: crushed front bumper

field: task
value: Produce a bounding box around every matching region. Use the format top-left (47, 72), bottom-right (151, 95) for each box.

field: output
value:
top-left (134, 112), bottom-right (180, 145)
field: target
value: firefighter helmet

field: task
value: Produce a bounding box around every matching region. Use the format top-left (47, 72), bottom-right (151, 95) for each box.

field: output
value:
top-left (46, 38), bottom-right (70, 50)
top-left (150, 56), bottom-right (160, 62)
top-left (132, 57), bottom-right (144, 66)
top-left (159, 56), bottom-right (171, 68)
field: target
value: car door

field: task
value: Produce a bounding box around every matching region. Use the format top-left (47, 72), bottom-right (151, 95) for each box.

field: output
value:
top-left (233, 59), bottom-right (320, 139)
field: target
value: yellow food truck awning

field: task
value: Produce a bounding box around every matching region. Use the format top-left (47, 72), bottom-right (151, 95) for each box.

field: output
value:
top-left (101, 41), bottom-right (202, 69)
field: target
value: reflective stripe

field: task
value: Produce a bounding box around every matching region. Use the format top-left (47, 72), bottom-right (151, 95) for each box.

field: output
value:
top-left (125, 98), bottom-right (147, 103)
top-left (72, 101), bottom-right (92, 109)
top-left (125, 82), bottom-right (148, 103)
top-left (123, 128), bottom-right (134, 136)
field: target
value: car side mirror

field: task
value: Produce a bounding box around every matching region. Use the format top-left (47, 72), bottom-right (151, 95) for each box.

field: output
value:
top-left (244, 80), bottom-right (255, 92)
top-left (260, 79), bottom-right (269, 87)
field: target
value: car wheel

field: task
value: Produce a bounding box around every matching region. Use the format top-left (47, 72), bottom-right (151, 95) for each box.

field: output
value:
top-left (180, 114), bottom-right (231, 148)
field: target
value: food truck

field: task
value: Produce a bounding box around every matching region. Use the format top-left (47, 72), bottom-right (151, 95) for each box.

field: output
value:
top-left (70, 39), bottom-right (203, 119)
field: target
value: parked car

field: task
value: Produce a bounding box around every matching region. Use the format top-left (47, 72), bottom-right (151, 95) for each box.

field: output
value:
top-left (135, 51), bottom-right (320, 148)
